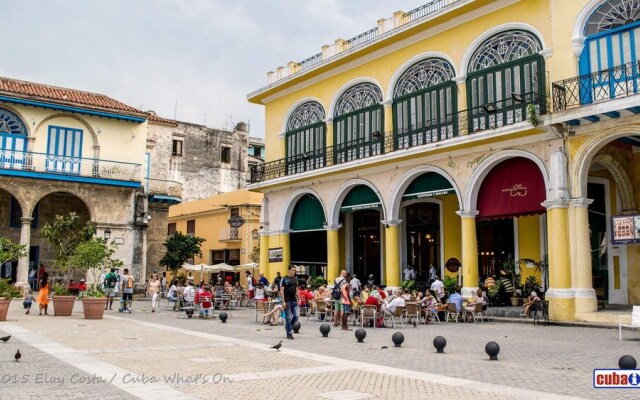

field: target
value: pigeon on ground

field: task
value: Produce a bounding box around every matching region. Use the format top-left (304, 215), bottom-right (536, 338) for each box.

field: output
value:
top-left (0, 335), bottom-right (10, 342)
top-left (14, 349), bottom-right (21, 362)
top-left (271, 341), bottom-right (282, 351)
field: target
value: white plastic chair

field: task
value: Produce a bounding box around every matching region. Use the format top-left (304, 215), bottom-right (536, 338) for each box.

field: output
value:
top-left (619, 305), bottom-right (640, 340)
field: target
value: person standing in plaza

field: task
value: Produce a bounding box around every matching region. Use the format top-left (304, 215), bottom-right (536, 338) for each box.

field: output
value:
top-left (103, 268), bottom-right (118, 310)
top-left (340, 275), bottom-right (352, 330)
top-left (274, 271), bottom-right (282, 288)
top-left (147, 273), bottom-right (161, 313)
top-left (350, 274), bottom-right (361, 291)
top-left (245, 270), bottom-right (255, 300)
top-left (161, 272), bottom-right (167, 297)
top-left (37, 272), bottom-right (50, 316)
top-left (431, 275), bottom-right (445, 304)
top-left (428, 264), bottom-right (437, 283)
top-left (122, 268), bottom-right (134, 313)
top-left (280, 265), bottom-right (299, 340)
top-left (332, 270), bottom-right (348, 327)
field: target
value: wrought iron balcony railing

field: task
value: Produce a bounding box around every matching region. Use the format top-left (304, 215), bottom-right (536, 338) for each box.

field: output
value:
top-left (0, 150), bottom-right (141, 182)
top-left (552, 60), bottom-right (640, 111)
top-left (250, 95), bottom-right (547, 184)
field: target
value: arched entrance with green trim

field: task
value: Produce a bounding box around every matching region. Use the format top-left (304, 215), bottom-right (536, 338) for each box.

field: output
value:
top-left (339, 185), bottom-right (383, 283)
top-left (289, 193), bottom-right (327, 279)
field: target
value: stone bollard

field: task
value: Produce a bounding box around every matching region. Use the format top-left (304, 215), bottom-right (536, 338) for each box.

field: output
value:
top-left (292, 321), bottom-right (301, 334)
top-left (320, 324), bottom-right (331, 337)
top-left (218, 312), bottom-right (228, 323)
top-left (619, 355), bottom-right (637, 370)
top-left (355, 328), bottom-right (366, 343)
top-left (433, 336), bottom-right (446, 353)
top-left (392, 332), bottom-right (404, 348)
top-left (485, 341), bottom-right (500, 360)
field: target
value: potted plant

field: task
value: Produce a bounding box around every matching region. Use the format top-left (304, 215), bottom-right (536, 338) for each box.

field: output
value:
top-left (0, 278), bottom-right (21, 321)
top-left (500, 255), bottom-right (521, 307)
top-left (51, 282), bottom-right (76, 316)
top-left (78, 284), bottom-right (106, 319)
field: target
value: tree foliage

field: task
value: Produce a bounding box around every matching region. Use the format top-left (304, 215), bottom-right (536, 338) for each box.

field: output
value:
top-left (40, 212), bottom-right (95, 271)
top-left (68, 238), bottom-right (122, 273)
top-left (0, 237), bottom-right (27, 266)
top-left (159, 232), bottom-right (205, 272)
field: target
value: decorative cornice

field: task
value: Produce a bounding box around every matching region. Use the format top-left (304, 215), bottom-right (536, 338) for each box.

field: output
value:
top-left (539, 48), bottom-right (553, 59)
top-left (381, 219), bottom-right (401, 227)
top-left (571, 198), bottom-right (593, 208)
top-left (323, 224), bottom-right (342, 231)
top-left (456, 210), bottom-right (479, 218)
top-left (542, 199), bottom-right (569, 209)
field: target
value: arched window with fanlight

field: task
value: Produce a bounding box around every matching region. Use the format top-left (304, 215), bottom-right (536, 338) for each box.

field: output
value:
top-left (285, 101), bottom-right (326, 175)
top-left (333, 83), bottom-right (384, 165)
top-left (393, 58), bottom-right (457, 149)
top-left (466, 30), bottom-right (545, 132)
top-left (0, 108), bottom-right (28, 169)
top-left (579, 0), bottom-right (640, 104)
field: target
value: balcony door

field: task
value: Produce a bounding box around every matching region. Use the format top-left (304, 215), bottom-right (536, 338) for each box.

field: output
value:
top-left (0, 108), bottom-right (27, 169)
top-left (46, 126), bottom-right (83, 174)
top-left (466, 30), bottom-right (545, 132)
top-left (580, 1), bottom-right (640, 104)
top-left (285, 101), bottom-right (326, 175)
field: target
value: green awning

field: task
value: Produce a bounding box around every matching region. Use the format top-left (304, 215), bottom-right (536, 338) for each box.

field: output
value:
top-left (341, 185), bottom-right (381, 212)
top-left (291, 194), bottom-right (325, 231)
top-left (402, 172), bottom-right (454, 200)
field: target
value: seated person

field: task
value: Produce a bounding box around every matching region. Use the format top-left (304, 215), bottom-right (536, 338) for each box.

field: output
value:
top-left (198, 285), bottom-right (214, 317)
top-left (383, 290), bottom-right (406, 317)
top-left (363, 289), bottom-right (382, 327)
top-left (68, 279), bottom-right (79, 295)
top-left (522, 291), bottom-right (541, 318)
top-left (167, 280), bottom-right (179, 302)
top-left (263, 297), bottom-right (284, 325)
top-left (351, 290), bottom-right (362, 321)
top-left (254, 283), bottom-right (267, 302)
top-left (76, 279), bottom-right (87, 293)
top-left (465, 288), bottom-right (484, 321)
top-left (447, 287), bottom-right (464, 313)
top-left (297, 285), bottom-right (313, 313)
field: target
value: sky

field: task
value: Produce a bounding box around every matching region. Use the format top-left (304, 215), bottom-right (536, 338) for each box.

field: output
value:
top-left (1, 0), bottom-right (428, 137)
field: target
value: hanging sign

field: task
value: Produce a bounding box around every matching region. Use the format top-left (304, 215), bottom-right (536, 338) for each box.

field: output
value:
top-left (611, 215), bottom-right (640, 244)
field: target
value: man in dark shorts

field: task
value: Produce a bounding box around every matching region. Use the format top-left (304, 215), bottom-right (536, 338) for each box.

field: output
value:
top-left (280, 265), bottom-right (299, 340)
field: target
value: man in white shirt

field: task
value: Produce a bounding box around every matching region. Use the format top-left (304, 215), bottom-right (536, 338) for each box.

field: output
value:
top-left (403, 265), bottom-right (416, 281)
top-left (350, 274), bottom-right (361, 291)
top-left (428, 264), bottom-right (437, 283)
top-left (384, 290), bottom-right (406, 316)
top-left (431, 276), bottom-right (445, 303)
top-left (183, 281), bottom-right (196, 318)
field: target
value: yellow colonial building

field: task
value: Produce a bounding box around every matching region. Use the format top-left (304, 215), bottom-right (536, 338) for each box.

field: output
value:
top-left (248, 0), bottom-right (640, 321)
top-left (167, 189), bottom-right (262, 281)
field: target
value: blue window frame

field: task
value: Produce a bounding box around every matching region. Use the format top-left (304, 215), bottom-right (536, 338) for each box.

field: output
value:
top-left (46, 126), bottom-right (83, 174)
top-left (579, 0), bottom-right (640, 103)
top-left (0, 108), bottom-right (27, 169)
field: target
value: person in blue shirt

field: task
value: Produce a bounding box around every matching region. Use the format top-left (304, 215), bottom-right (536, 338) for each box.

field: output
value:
top-left (447, 287), bottom-right (464, 312)
top-left (259, 272), bottom-right (269, 286)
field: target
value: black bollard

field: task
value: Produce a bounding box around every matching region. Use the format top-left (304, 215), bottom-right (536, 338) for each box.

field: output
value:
top-left (292, 321), bottom-right (301, 334)
top-left (355, 328), bottom-right (367, 343)
top-left (392, 332), bottom-right (404, 348)
top-left (433, 336), bottom-right (446, 353)
top-left (485, 341), bottom-right (500, 361)
top-left (320, 324), bottom-right (331, 337)
top-left (619, 355), bottom-right (637, 370)
top-left (218, 311), bottom-right (228, 323)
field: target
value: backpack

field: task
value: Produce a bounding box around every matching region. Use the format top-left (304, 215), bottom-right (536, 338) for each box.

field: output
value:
top-left (126, 276), bottom-right (133, 289)
top-left (107, 274), bottom-right (117, 288)
top-left (252, 277), bottom-right (257, 286)
top-left (332, 280), bottom-right (343, 300)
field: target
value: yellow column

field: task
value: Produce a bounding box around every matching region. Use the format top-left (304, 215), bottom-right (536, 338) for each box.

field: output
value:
top-left (382, 220), bottom-right (401, 287)
top-left (572, 198), bottom-right (597, 313)
top-left (325, 224), bottom-right (341, 282)
top-left (544, 200), bottom-right (574, 321)
top-left (457, 210), bottom-right (479, 296)
top-left (280, 232), bottom-right (291, 276)
top-left (382, 100), bottom-right (393, 140)
top-left (259, 233), bottom-right (270, 280)
top-left (325, 118), bottom-right (334, 167)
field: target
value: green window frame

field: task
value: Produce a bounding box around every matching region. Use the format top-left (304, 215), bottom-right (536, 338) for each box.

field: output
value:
top-left (393, 58), bottom-right (457, 149)
top-left (466, 30), bottom-right (546, 132)
top-left (285, 101), bottom-right (326, 175)
top-left (333, 83), bottom-right (384, 164)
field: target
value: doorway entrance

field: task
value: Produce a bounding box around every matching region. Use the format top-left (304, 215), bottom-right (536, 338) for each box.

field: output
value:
top-left (405, 203), bottom-right (440, 281)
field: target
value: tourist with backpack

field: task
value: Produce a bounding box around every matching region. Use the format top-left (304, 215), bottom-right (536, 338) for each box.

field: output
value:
top-left (332, 270), bottom-right (348, 328)
top-left (104, 268), bottom-right (119, 310)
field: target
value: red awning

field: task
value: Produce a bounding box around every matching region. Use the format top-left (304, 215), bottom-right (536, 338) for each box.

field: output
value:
top-left (477, 158), bottom-right (546, 221)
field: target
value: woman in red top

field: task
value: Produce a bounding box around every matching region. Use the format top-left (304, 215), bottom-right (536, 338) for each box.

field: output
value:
top-left (198, 285), bottom-right (213, 318)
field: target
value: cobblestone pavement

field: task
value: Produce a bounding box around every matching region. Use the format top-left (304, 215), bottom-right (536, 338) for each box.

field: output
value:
top-left (0, 299), bottom-right (638, 400)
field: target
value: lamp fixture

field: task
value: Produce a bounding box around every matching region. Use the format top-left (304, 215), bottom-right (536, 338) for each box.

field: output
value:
top-left (511, 92), bottom-right (525, 103)
top-left (482, 104), bottom-right (497, 114)
top-left (103, 228), bottom-right (112, 240)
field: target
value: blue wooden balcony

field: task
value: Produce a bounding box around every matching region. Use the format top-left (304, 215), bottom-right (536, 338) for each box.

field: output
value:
top-left (0, 150), bottom-right (142, 188)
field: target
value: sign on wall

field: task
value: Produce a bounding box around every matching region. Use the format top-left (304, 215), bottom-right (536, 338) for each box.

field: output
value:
top-left (269, 247), bottom-right (283, 262)
top-left (611, 215), bottom-right (640, 244)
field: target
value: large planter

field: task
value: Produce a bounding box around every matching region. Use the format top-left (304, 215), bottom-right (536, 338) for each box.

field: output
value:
top-left (0, 298), bottom-right (10, 321)
top-left (510, 296), bottom-right (520, 307)
top-left (53, 295), bottom-right (76, 316)
top-left (82, 298), bottom-right (106, 320)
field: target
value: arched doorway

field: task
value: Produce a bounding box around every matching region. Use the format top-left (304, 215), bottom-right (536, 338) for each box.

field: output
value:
top-left (30, 192), bottom-right (91, 280)
top-left (288, 193), bottom-right (327, 280)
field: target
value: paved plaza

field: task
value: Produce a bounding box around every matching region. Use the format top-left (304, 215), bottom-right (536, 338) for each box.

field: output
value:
top-left (0, 300), bottom-right (638, 400)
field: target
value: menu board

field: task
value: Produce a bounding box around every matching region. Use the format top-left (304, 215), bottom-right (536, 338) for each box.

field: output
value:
top-left (611, 215), bottom-right (640, 244)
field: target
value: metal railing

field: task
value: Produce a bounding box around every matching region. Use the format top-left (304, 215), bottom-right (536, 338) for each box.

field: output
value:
top-left (552, 60), bottom-right (640, 111)
top-left (298, 53), bottom-right (323, 72)
top-left (343, 28), bottom-right (379, 51)
top-left (146, 178), bottom-right (183, 198)
top-left (0, 150), bottom-right (141, 181)
top-left (401, 0), bottom-right (453, 24)
top-left (250, 94), bottom-right (547, 184)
